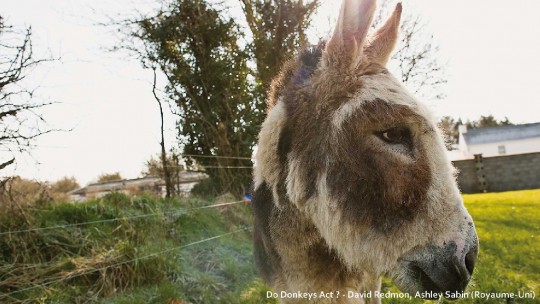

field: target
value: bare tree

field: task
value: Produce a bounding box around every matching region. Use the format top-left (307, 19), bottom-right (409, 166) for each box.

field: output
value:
top-left (0, 16), bottom-right (55, 174)
top-left (141, 149), bottom-right (184, 196)
top-left (373, 0), bottom-right (447, 101)
top-left (151, 66), bottom-right (173, 198)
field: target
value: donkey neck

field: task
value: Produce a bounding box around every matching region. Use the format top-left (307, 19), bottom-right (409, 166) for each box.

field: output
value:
top-left (271, 199), bottom-right (364, 294)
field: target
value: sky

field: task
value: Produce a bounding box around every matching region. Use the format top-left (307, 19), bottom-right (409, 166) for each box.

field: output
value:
top-left (2, 0), bottom-right (540, 185)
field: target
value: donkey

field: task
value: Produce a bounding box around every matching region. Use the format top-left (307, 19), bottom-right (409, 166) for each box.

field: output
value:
top-left (252, 0), bottom-right (478, 303)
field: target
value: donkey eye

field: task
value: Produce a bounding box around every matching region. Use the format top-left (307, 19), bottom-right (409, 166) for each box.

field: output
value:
top-left (376, 127), bottom-right (412, 146)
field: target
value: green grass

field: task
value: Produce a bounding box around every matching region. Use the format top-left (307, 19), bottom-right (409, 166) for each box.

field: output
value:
top-left (0, 193), bottom-right (262, 303)
top-left (1, 189), bottom-right (538, 303)
top-left (382, 189), bottom-right (540, 304)
top-left (459, 190), bottom-right (540, 303)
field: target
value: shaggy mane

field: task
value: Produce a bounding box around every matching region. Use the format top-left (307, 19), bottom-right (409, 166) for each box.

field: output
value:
top-left (267, 43), bottom-right (325, 111)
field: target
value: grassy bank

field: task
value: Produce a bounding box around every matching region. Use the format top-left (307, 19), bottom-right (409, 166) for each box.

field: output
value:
top-left (0, 193), bottom-right (270, 303)
top-left (1, 189), bottom-right (539, 303)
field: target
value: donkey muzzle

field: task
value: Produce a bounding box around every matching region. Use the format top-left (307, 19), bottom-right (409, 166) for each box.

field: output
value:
top-left (393, 228), bottom-right (479, 300)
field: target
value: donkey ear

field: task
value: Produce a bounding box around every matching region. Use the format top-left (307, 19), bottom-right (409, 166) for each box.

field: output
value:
top-left (324, 0), bottom-right (376, 69)
top-left (365, 3), bottom-right (402, 66)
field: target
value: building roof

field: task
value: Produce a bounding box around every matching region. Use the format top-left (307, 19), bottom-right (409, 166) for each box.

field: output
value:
top-left (463, 122), bottom-right (540, 145)
top-left (69, 177), bottom-right (161, 195)
top-left (69, 172), bottom-right (207, 196)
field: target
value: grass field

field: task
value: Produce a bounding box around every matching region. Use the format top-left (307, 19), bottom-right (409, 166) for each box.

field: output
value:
top-left (0, 189), bottom-right (538, 303)
top-left (382, 189), bottom-right (540, 304)
top-left (460, 190), bottom-right (539, 303)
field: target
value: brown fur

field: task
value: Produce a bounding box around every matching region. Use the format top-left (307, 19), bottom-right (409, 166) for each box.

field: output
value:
top-left (253, 1), bottom-right (478, 303)
top-left (327, 99), bottom-right (432, 232)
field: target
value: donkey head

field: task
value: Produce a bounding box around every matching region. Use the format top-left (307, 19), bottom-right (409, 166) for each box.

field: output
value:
top-left (255, 0), bottom-right (478, 299)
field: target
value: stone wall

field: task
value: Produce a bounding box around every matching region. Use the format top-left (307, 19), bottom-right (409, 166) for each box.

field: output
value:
top-left (452, 152), bottom-right (540, 193)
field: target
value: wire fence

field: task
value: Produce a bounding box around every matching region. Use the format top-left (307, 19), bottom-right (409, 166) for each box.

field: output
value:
top-left (0, 200), bottom-right (244, 236)
top-left (196, 166), bottom-right (254, 169)
top-left (180, 154), bottom-right (252, 160)
top-left (161, 164), bottom-right (254, 169)
top-left (0, 226), bottom-right (252, 299)
top-left (0, 153), bottom-right (257, 300)
top-left (159, 153), bottom-right (255, 170)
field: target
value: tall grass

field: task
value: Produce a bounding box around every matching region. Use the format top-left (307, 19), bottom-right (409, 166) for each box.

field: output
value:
top-left (0, 193), bottom-right (260, 303)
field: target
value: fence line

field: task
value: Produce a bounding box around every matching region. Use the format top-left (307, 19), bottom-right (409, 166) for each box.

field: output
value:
top-left (0, 201), bottom-right (244, 236)
top-left (162, 165), bottom-right (254, 169)
top-left (198, 166), bottom-right (253, 169)
top-left (180, 154), bottom-right (252, 160)
top-left (0, 227), bottom-right (251, 299)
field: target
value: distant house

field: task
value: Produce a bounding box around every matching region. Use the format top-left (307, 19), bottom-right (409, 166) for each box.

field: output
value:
top-left (452, 122), bottom-right (540, 160)
top-left (69, 172), bottom-right (207, 202)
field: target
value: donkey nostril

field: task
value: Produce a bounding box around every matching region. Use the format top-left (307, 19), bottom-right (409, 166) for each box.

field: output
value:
top-left (464, 247), bottom-right (478, 275)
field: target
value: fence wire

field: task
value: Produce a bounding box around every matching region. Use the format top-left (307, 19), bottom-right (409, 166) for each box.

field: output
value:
top-left (0, 226), bottom-right (252, 299)
top-left (0, 200), bottom-right (244, 236)
top-left (0, 152), bottom-right (256, 300)
top-left (180, 154), bottom-right (252, 160)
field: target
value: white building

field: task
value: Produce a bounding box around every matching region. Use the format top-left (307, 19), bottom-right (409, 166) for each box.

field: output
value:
top-left (69, 172), bottom-right (208, 202)
top-left (453, 122), bottom-right (540, 160)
